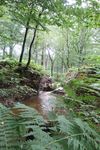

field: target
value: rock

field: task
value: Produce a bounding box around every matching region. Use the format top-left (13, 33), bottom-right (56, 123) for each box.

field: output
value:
top-left (52, 87), bottom-right (65, 95)
top-left (38, 76), bottom-right (53, 92)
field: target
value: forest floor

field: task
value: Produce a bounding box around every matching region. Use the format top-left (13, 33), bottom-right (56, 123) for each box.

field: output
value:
top-left (0, 60), bottom-right (100, 132)
top-left (63, 67), bottom-right (100, 132)
top-left (0, 60), bottom-right (44, 106)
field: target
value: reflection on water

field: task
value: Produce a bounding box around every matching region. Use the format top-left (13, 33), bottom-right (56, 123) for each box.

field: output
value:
top-left (23, 92), bottom-right (57, 118)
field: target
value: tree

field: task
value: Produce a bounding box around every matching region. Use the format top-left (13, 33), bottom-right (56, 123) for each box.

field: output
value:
top-left (26, 8), bottom-right (44, 68)
top-left (7, 0), bottom-right (68, 66)
top-left (47, 48), bottom-right (55, 76)
top-left (0, 14), bottom-right (23, 59)
top-left (8, 0), bottom-right (36, 65)
top-left (0, 0), bottom-right (99, 70)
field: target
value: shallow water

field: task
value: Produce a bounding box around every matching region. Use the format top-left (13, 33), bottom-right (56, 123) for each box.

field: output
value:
top-left (22, 91), bottom-right (67, 119)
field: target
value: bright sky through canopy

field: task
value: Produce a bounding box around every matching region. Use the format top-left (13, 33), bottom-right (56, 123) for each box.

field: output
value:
top-left (68, 0), bottom-right (76, 4)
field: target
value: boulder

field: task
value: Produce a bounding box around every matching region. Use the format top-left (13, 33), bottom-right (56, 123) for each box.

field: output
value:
top-left (38, 76), bottom-right (53, 92)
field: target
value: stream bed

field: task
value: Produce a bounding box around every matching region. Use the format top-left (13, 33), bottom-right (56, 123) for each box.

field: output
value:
top-left (22, 91), bottom-right (67, 119)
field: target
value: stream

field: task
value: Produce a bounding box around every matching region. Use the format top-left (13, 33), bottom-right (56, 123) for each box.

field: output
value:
top-left (22, 91), bottom-right (67, 119)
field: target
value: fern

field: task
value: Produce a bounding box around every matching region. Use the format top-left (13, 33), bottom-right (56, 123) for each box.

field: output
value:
top-left (0, 104), bottom-right (62, 150)
top-left (0, 104), bottom-right (20, 150)
top-left (0, 103), bottom-right (99, 150)
top-left (56, 116), bottom-right (100, 150)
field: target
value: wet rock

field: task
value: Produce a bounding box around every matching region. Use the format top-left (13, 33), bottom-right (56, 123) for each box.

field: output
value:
top-left (52, 87), bottom-right (65, 95)
top-left (38, 76), bottom-right (53, 92)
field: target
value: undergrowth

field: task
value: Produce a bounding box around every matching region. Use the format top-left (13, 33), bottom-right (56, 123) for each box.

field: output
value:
top-left (0, 103), bottom-right (99, 150)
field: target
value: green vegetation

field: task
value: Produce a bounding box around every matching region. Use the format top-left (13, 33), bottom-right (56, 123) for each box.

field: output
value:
top-left (0, 103), bottom-right (99, 150)
top-left (0, 0), bottom-right (100, 149)
top-left (63, 68), bottom-right (100, 131)
top-left (0, 60), bottom-right (43, 102)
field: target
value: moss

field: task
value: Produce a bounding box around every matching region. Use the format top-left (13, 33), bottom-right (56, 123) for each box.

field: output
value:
top-left (0, 60), bottom-right (45, 103)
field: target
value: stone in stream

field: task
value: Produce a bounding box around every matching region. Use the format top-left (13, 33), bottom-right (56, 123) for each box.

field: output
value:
top-left (38, 76), bottom-right (53, 93)
top-left (52, 87), bottom-right (65, 95)
top-left (38, 76), bottom-right (66, 95)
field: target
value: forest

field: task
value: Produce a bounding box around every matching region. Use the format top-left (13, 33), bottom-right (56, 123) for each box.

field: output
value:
top-left (0, 0), bottom-right (100, 150)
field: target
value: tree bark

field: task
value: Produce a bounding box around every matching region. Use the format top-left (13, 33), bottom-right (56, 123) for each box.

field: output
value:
top-left (26, 9), bottom-right (44, 68)
top-left (47, 49), bottom-right (55, 76)
top-left (2, 46), bottom-right (6, 59)
top-left (45, 55), bottom-right (48, 70)
top-left (35, 50), bottom-right (38, 63)
top-left (9, 45), bottom-right (13, 57)
top-left (66, 30), bottom-right (70, 68)
top-left (41, 49), bottom-right (43, 66)
top-left (51, 62), bottom-right (54, 76)
top-left (19, 24), bottom-right (29, 66)
top-left (18, 7), bottom-right (33, 66)
top-left (26, 24), bottom-right (38, 68)
top-left (41, 47), bottom-right (45, 66)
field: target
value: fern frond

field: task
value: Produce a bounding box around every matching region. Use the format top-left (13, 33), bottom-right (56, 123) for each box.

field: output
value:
top-left (0, 104), bottom-right (20, 150)
top-left (57, 116), bottom-right (100, 150)
top-left (0, 103), bottom-right (99, 150)
top-left (14, 104), bottom-right (62, 150)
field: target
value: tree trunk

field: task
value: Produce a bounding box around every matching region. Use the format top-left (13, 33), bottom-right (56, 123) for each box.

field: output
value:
top-left (26, 24), bottom-right (38, 68)
top-left (2, 46), bottom-right (6, 59)
top-left (51, 62), bottom-right (54, 76)
top-left (18, 7), bottom-right (33, 66)
top-left (19, 24), bottom-right (29, 66)
top-left (56, 60), bottom-right (59, 75)
top-left (41, 48), bottom-right (44, 66)
top-left (60, 56), bottom-right (68, 71)
top-left (62, 62), bottom-right (65, 73)
top-left (35, 51), bottom-right (38, 63)
top-left (66, 56), bottom-right (70, 68)
top-left (66, 31), bottom-right (70, 68)
top-left (47, 49), bottom-right (55, 76)
top-left (9, 45), bottom-right (13, 57)
top-left (18, 6), bottom-right (33, 66)
top-left (45, 55), bottom-right (48, 70)
top-left (26, 9), bottom-right (44, 68)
